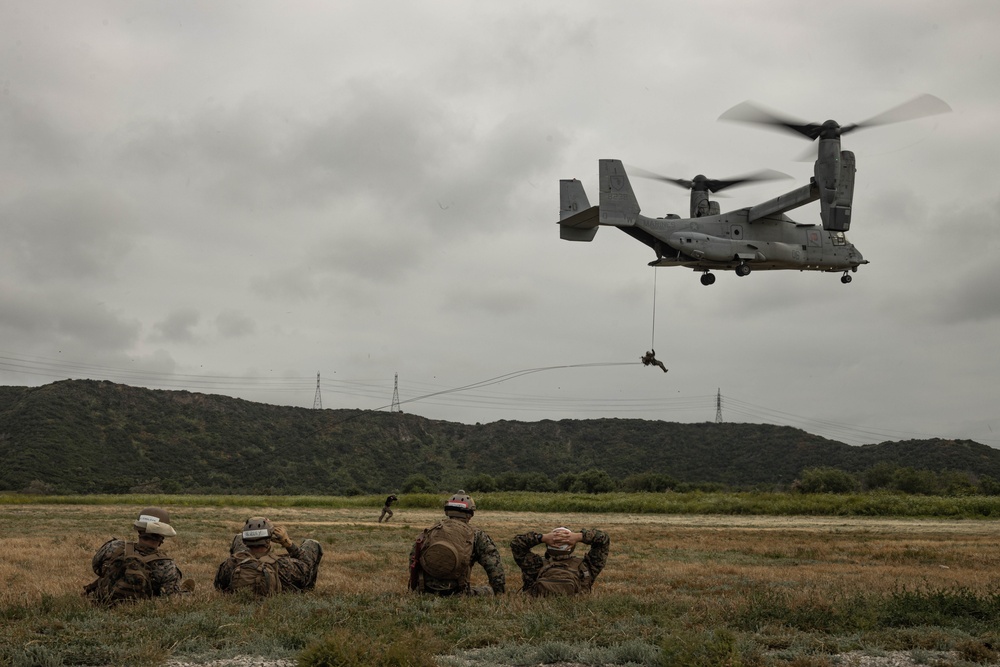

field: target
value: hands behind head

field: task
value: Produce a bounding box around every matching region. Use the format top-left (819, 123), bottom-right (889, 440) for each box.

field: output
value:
top-left (541, 528), bottom-right (582, 549)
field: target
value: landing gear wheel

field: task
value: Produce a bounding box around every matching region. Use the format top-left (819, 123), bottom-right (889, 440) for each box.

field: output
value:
top-left (841, 273), bottom-right (852, 284)
top-left (700, 272), bottom-right (716, 286)
top-left (735, 263), bottom-right (751, 277)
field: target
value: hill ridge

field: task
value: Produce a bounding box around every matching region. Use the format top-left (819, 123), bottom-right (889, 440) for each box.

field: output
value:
top-left (0, 380), bottom-right (993, 494)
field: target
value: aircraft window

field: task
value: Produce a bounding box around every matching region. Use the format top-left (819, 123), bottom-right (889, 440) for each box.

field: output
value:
top-left (831, 232), bottom-right (847, 246)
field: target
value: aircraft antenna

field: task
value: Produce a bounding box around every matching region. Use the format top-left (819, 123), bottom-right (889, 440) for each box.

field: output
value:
top-left (391, 373), bottom-right (401, 413)
top-left (715, 388), bottom-right (723, 423)
top-left (313, 372), bottom-right (323, 410)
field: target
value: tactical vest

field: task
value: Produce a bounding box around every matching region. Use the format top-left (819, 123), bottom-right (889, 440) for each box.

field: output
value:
top-left (88, 542), bottom-right (168, 604)
top-left (418, 518), bottom-right (475, 592)
top-left (230, 552), bottom-right (282, 596)
top-left (530, 555), bottom-right (590, 597)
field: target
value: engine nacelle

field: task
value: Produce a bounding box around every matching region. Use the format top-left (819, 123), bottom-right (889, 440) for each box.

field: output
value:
top-left (821, 150), bottom-right (856, 232)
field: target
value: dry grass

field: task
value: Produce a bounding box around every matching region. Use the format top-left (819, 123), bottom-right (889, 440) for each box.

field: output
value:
top-left (5, 505), bottom-right (1000, 604)
top-left (5, 503), bottom-right (1000, 666)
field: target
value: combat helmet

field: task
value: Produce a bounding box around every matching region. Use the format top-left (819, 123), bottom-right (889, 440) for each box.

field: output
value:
top-left (546, 526), bottom-right (576, 558)
top-left (133, 507), bottom-right (177, 537)
top-left (444, 490), bottom-right (476, 518)
top-left (241, 516), bottom-right (274, 546)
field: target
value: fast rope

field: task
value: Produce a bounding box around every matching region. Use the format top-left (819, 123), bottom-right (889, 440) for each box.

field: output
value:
top-left (651, 267), bottom-right (658, 348)
top-left (328, 362), bottom-right (635, 426)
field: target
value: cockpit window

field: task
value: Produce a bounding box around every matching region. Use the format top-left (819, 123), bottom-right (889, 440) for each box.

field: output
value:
top-left (831, 231), bottom-right (847, 246)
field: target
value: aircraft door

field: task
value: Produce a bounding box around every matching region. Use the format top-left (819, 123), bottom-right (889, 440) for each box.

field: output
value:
top-left (805, 228), bottom-right (823, 263)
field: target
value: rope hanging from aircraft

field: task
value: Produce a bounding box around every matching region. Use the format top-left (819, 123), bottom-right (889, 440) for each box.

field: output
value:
top-left (651, 267), bottom-right (659, 349)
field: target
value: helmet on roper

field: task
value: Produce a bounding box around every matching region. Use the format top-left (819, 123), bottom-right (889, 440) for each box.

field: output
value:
top-left (546, 526), bottom-right (576, 558)
top-left (241, 517), bottom-right (274, 546)
top-left (444, 490), bottom-right (476, 518)
top-left (133, 507), bottom-right (177, 537)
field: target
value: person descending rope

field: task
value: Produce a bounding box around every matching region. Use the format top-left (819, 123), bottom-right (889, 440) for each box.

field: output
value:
top-left (643, 270), bottom-right (668, 374)
top-left (641, 349), bottom-right (668, 373)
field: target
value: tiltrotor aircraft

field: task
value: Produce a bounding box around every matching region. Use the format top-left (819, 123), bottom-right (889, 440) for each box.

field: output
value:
top-left (558, 95), bottom-right (950, 285)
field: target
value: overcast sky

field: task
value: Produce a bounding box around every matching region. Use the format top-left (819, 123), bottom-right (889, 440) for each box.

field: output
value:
top-left (2, 1), bottom-right (998, 448)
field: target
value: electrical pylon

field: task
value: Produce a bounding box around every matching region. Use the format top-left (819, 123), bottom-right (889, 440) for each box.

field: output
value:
top-left (715, 388), bottom-right (723, 423)
top-left (313, 372), bottom-right (322, 410)
top-left (391, 373), bottom-right (401, 413)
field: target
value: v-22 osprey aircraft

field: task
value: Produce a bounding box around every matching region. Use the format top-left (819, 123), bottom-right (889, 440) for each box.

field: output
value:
top-left (557, 95), bottom-right (950, 285)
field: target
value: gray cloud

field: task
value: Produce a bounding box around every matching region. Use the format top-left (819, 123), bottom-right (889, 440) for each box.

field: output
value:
top-left (0, 0), bottom-right (997, 448)
top-left (151, 308), bottom-right (201, 343)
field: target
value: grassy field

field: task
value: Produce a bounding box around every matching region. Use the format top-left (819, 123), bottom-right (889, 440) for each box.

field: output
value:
top-left (3, 496), bottom-right (1000, 666)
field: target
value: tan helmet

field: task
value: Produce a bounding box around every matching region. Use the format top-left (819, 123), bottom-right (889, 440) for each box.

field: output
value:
top-left (241, 516), bottom-right (274, 546)
top-left (134, 507), bottom-right (177, 537)
top-left (444, 490), bottom-right (476, 518)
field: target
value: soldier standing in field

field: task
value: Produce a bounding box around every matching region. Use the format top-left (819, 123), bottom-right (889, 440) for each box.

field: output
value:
top-left (214, 517), bottom-right (324, 595)
top-left (510, 526), bottom-right (610, 596)
top-left (408, 490), bottom-right (505, 596)
top-left (84, 506), bottom-right (191, 605)
top-left (378, 494), bottom-right (398, 523)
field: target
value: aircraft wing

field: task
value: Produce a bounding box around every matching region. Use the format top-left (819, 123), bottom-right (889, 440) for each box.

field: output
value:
top-left (748, 182), bottom-right (819, 222)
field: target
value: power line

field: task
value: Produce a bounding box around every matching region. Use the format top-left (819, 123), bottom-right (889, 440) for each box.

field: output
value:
top-left (1, 349), bottom-right (988, 447)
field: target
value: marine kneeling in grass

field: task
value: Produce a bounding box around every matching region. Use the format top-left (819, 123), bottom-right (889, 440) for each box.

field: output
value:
top-left (84, 506), bottom-right (193, 605)
top-left (214, 517), bottom-right (323, 596)
top-left (510, 527), bottom-right (610, 596)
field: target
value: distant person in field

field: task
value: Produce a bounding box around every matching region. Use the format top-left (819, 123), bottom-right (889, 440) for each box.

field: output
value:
top-left (408, 490), bottom-right (505, 596)
top-left (214, 517), bottom-right (323, 596)
top-left (641, 349), bottom-right (668, 373)
top-left (509, 526), bottom-right (610, 596)
top-left (84, 506), bottom-right (192, 605)
top-left (378, 494), bottom-right (399, 523)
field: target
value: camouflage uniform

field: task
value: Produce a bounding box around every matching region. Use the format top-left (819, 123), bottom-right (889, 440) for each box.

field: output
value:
top-left (379, 494), bottom-right (398, 523)
top-left (510, 528), bottom-right (610, 593)
top-left (409, 517), bottom-right (506, 595)
top-left (86, 538), bottom-right (185, 601)
top-left (214, 533), bottom-right (324, 593)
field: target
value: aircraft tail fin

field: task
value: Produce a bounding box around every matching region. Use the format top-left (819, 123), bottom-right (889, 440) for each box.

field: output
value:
top-left (599, 159), bottom-right (640, 225)
top-left (559, 179), bottom-right (599, 241)
top-left (560, 179), bottom-right (591, 220)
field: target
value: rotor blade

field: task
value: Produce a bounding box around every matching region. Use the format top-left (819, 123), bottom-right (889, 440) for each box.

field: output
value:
top-left (718, 101), bottom-right (821, 140)
top-left (631, 166), bottom-right (791, 193)
top-left (841, 93), bottom-right (952, 134)
top-left (628, 166), bottom-right (693, 189)
top-left (708, 169), bottom-right (792, 192)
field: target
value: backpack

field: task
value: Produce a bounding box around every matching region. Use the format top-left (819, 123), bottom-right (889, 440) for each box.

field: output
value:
top-left (89, 543), bottom-right (168, 604)
top-left (230, 552), bottom-right (282, 596)
top-left (418, 519), bottom-right (475, 590)
top-left (529, 556), bottom-right (588, 597)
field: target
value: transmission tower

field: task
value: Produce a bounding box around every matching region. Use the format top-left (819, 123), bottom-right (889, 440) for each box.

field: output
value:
top-left (715, 388), bottom-right (723, 423)
top-left (313, 372), bottom-right (322, 410)
top-left (391, 373), bottom-right (401, 413)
